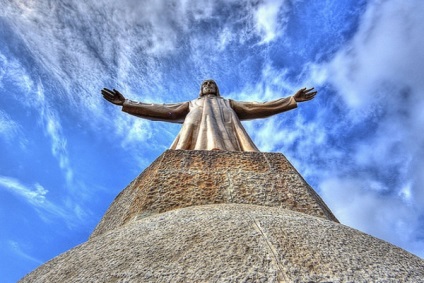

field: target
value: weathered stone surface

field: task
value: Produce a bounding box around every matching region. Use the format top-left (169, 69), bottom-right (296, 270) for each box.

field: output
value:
top-left (21, 150), bottom-right (424, 282)
top-left (91, 150), bottom-right (337, 238)
top-left (20, 204), bottom-right (424, 283)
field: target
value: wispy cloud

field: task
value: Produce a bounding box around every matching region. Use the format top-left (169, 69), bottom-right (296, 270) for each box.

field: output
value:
top-left (0, 175), bottom-right (91, 229)
top-left (8, 240), bottom-right (43, 265)
top-left (0, 49), bottom-right (74, 185)
top-left (35, 83), bottom-right (74, 184)
top-left (0, 110), bottom-right (26, 146)
top-left (0, 176), bottom-right (47, 205)
top-left (0, 51), bottom-right (34, 96)
top-left (0, 176), bottom-right (72, 222)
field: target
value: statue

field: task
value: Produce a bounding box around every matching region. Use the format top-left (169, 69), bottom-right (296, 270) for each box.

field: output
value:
top-left (102, 80), bottom-right (316, 151)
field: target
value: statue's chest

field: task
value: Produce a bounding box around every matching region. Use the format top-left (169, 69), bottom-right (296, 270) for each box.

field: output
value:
top-left (189, 97), bottom-right (234, 122)
top-left (191, 97), bottom-right (230, 109)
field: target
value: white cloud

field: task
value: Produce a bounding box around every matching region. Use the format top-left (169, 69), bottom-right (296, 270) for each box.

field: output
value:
top-left (304, 0), bottom-right (424, 258)
top-left (233, 65), bottom-right (294, 102)
top-left (254, 0), bottom-right (288, 44)
top-left (0, 110), bottom-right (25, 145)
top-left (0, 175), bottom-right (86, 226)
top-left (0, 51), bottom-right (34, 96)
top-left (116, 116), bottom-right (153, 147)
top-left (3, 0), bottom-right (194, 96)
top-left (0, 176), bottom-right (48, 206)
top-left (0, 50), bottom-right (74, 184)
top-left (314, 0), bottom-right (424, 110)
top-left (320, 177), bottom-right (424, 258)
top-left (2, 0), bottom-right (295, 112)
top-left (231, 63), bottom-right (322, 158)
top-left (34, 83), bottom-right (74, 184)
top-left (313, 0), bottom-right (424, 201)
top-left (217, 27), bottom-right (234, 51)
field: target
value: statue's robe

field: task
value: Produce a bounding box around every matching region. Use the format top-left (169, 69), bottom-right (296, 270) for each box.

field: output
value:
top-left (122, 95), bottom-right (297, 151)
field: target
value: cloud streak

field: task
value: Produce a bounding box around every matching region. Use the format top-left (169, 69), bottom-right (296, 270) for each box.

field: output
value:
top-left (0, 110), bottom-right (25, 144)
top-left (0, 49), bottom-right (74, 186)
top-left (35, 83), bottom-right (74, 184)
top-left (0, 176), bottom-right (72, 222)
top-left (8, 240), bottom-right (43, 265)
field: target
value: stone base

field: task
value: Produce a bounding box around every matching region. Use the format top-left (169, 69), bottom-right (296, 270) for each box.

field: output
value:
top-left (91, 150), bottom-right (337, 238)
top-left (20, 204), bottom-right (424, 282)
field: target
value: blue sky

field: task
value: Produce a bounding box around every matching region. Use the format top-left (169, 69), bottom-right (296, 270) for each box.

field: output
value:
top-left (1, 0), bottom-right (424, 281)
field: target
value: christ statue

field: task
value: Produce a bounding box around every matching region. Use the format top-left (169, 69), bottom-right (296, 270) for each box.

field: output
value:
top-left (102, 80), bottom-right (316, 152)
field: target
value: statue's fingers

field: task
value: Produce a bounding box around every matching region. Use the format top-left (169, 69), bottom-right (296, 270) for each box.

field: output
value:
top-left (305, 91), bottom-right (317, 98)
top-left (102, 91), bottom-right (116, 101)
top-left (304, 92), bottom-right (317, 100)
top-left (304, 87), bottom-right (314, 93)
top-left (102, 95), bottom-right (113, 102)
top-left (101, 88), bottom-right (114, 96)
top-left (113, 89), bottom-right (125, 100)
top-left (101, 89), bottom-right (112, 97)
top-left (102, 88), bottom-right (113, 94)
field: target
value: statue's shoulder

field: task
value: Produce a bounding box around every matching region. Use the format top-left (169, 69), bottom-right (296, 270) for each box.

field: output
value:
top-left (189, 97), bottom-right (203, 107)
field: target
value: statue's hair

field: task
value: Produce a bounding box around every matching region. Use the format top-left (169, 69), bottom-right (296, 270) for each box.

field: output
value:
top-left (199, 79), bottom-right (220, 97)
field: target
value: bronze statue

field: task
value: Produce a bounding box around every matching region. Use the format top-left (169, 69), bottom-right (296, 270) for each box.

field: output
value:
top-left (102, 80), bottom-right (316, 151)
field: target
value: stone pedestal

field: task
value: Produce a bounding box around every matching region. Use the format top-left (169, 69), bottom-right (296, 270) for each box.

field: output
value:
top-left (20, 150), bottom-right (424, 282)
top-left (91, 150), bottom-right (337, 238)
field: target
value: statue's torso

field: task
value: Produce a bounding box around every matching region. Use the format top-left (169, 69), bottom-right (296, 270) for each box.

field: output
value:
top-left (188, 96), bottom-right (234, 123)
top-left (170, 96), bottom-right (258, 151)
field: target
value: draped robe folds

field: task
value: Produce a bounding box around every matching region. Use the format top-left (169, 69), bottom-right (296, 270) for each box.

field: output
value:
top-left (122, 95), bottom-right (297, 152)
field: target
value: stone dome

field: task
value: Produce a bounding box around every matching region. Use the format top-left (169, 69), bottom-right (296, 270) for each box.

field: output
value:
top-left (20, 151), bottom-right (424, 282)
top-left (20, 204), bottom-right (424, 282)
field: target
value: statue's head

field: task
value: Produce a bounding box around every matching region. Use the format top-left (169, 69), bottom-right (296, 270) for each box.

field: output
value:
top-left (199, 80), bottom-right (220, 97)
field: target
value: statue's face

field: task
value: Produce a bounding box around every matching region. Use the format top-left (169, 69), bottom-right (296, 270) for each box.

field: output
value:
top-left (201, 80), bottom-right (217, 96)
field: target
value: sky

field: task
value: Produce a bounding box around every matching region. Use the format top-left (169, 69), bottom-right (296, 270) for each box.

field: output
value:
top-left (1, 0), bottom-right (424, 281)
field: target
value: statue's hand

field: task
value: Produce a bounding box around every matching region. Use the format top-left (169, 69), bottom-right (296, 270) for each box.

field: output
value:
top-left (102, 88), bottom-right (126, 106)
top-left (293, 87), bottom-right (317, 103)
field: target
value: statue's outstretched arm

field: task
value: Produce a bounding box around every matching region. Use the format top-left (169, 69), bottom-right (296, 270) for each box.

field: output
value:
top-left (122, 100), bottom-right (189, 124)
top-left (230, 87), bottom-right (317, 120)
top-left (101, 88), bottom-right (189, 124)
top-left (229, 96), bottom-right (296, 120)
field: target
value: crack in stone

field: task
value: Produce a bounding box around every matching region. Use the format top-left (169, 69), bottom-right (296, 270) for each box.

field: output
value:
top-left (250, 214), bottom-right (289, 282)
